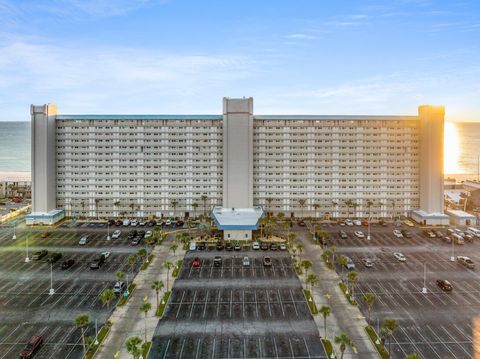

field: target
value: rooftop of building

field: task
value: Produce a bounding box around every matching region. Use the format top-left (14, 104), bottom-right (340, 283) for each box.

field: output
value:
top-left (445, 209), bottom-right (477, 219)
top-left (211, 207), bottom-right (264, 230)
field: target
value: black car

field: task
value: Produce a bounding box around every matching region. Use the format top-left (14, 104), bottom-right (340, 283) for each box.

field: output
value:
top-left (138, 230), bottom-right (146, 238)
top-left (61, 259), bottom-right (75, 269)
top-left (263, 256), bottom-right (272, 266)
top-left (260, 242), bottom-right (268, 250)
top-left (216, 242), bottom-right (224, 250)
top-left (214, 256), bottom-right (222, 267)
top-left (107, 219), bottom-right (115, 226)
top-left (147, 220), bottom-right (156, 227)
top-left (32, 250), bottom-right (48, 261)
top-left (379, 220), bottom-right (387, 227)
top-left (225, 242), bottom-right (233, 251)
top-left (115, 220), bottom-right (123, 226)
top-left (197, 242), bottom-right (206, 250)
top-left (437, 279), bottom-right (453, 291)
top-left (90, 255), bottom-right (106, 269)
top-left (128, 230), bottom-right (137, 239)
top-left (401, 230), bottom-right (412, 238)
top-left (46, 252), bottom-right (62, 263)
top-left (270, 242), bottom-right (278, 251)
top-left (176, 220), bottom-right (184, 227)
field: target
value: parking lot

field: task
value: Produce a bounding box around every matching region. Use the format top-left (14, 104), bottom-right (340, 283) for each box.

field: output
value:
top-left (0, 220), bottom-right (152, 359)
top-left (150, 249), bottom-right (327, 358)
top-left (320, 222), bottom-right (480, 359)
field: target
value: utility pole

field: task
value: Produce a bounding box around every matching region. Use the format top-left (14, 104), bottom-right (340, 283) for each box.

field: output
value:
top-left (49, 263), bottom-right (55, 295)
top-left (422, 262), bottom-right (427, 293)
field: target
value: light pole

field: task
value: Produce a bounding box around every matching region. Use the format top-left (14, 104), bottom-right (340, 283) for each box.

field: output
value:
top-left (25, 234), bottom-right (30, 263)
top-left (422, 262), bottom-right (427, 294)
top-left (146, 242), bottom-right (149, 263)
top-left (451, 237), bottom-right (455, 262)
top-left (49, 263), bottom-right (55, 295)
top-left (94, 318), bottom-right (99, 345)
top-left (12, 220), bottom-right (16, 240)
top-left (367, 222), bottom-right (371, 240)
top-left (107, 221), bottom-right (111, 241)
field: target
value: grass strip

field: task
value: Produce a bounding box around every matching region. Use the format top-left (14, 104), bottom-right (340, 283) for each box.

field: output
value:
top-left (140, 255), bottom-right (155, 270)
top-left (365, 325), bottom-right (390, 359)
top-left (142, 341), bottom-right (152, 358)
top-left (303, 289), bottom-right (319, 315)
top-left (321, 338), bottom-right (336, 358)
top-left (156, 291), bottom-right (171, 317)
top-left (117, 283), bottom-right (136, 306)
top-left (172, 260), bottom-right (183, 278)
top-left (338, 282), bottom-right (357, 306)
top-left (85, 326), bottom-right (110, 359)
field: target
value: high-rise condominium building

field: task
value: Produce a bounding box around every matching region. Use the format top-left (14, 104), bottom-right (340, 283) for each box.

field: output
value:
top-left (27, 98), bottom-right (444, 225)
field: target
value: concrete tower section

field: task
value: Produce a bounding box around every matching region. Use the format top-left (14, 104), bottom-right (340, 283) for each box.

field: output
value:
top-left (419, 105), bottom-right (445, 213)
top-left (222, 97), bottom-right (254, 208)
top-left (27, 104), bottom-right (64, 225)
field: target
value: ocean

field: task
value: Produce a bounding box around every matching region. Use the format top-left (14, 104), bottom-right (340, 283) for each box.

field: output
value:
top-left (0, 121), bottom-right (479, 177)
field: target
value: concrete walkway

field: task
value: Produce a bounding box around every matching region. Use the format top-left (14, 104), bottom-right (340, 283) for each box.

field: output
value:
top-left (96, 235), bottom-right (185, 358)
top-left (297, 234), bottom-right (380, 359)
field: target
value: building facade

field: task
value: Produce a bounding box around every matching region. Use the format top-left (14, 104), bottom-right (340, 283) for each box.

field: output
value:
top-left (29, 98), bottom-right (445, 223)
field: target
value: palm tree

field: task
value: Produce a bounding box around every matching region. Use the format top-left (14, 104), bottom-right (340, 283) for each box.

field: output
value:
top-left (80, 200), bottom-right (86, 216)
top-left (140, 301), bottom-right (152, 342)
top-left (296, 243), bottom-right (304, 261)
top-left (125, 336), bottom-right (143, 359)
top-left (352, 201), bottom-right (358, 218)
top-left (277, 212), bottom-right (285, 221)
top-left (366, 200), bottom-right (374, 220)
top-left (382, 319), bottom-right (398, 356)
top-left (306, 273), bottom-right (319, 291)
top-left (127, 254), bottom-right (137, 273)
top-left (344, 199), bottom-right (354, 218)
top-left (405, 353), bottom-right (421, 359)
top-left (301, 259), bottom-right (313, 277)
top-left (74, 314), bottom-right (90, 355)
top-left (313, 203), bottom-right (320, 219)
top-left (137, 248), bottom-right (147, 262)
top-left (334, 333), bottom-right (354, 359)
top-left (163, 261), bottom-right (174, 290)
top-left (100, 289), bottom-right (116, 309)
top-left (328, 245), bottom-right (337, 265)
top-left (201, 194), bottom-right (208, 217)
top-left (170, 200), bottom-right (179, 218)
top-left (319, 305), bottom-right (331, 338)
top-left (338, 255), bottom-right (348, 280)
top-left (347, 271), bottom-right (359, 300)
top-left (151, 280), bottom-right (164, 310)
top-left (114, 200), bottom-right (121, 218)
top-left (116, 271), bottom-right (125, 282)
top-left (169, 242), bottom-right (178, 256)
top-left (298, 199), bottom-right (306, 218)
top-left (390, 199), bottom-right (397, 220)
top-left (129, 202), bottom-right (135, 216)
top-left (192, 202), bottom-right (198, 219)
top-left (363, 292), bottom-right (376, 326)
top-left (94, 198), bottom-right (100, 219)
top-left (265, 197), bottom-right (273, 212)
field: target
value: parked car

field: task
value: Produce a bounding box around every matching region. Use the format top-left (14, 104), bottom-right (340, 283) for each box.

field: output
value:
top-left (176, 220), bottom-right (184, 227)
top-left (270, 242), bottom-right (278, 251)
top-left (147, 220), bottom-right (156, 227)
top-left (393, 252), bottom-right (406, 262)
top-left (339, 230), bottom-right (348, 239)
top-left (189, 241), bottom-right (197, 251)
top-left (361, 258), bottom-right (373, 268)
top-left (338, 220), bottom-right (346, 226)
top-left (46, 252), bottom-right (62, 263)
top-left (260, 241), bottom-right (268, 250)
top-left (433, 230), bottom-right (444, 238)
top-left (464, 234), bottom-right (474, 243)
top-left (32, 250), bottom-right (48, 261)
top-left (127, 230), bottom-right (137, 239)
top-left (379, 220), bottom-right (388, 227)
top-left (452, 234), bottom-right (464, 245)
top-left (345, 219), bottom-right (354, 226)
top-left (345, 257), bottom-right (355, 270)
top-left (393, 230), bottom-right (403, 238)
top-left (115, 220), bottom-right (123, 226)
top-left (361, 220), bottom-right (369, 226)
top-left (454, 228), bottom-right (465, 237)
top-left (111, 230), bottom-right (122, 239)
top-left (197, 242), bottom-right (206, 250)
top-left (353, 219), bottom-right (362, 226)
top-left (114, 281), bottom-right (126, 294)
top-left (78, 235), bottom-right (89, 245)
top-left (404, 220), bottom-right (415, 227)
top-left (436, 279), bottom-right (453, 292)
top-left (20, 335), bottom-right (43, 358)
top-left (144, 231), bottom-right (152, 238)
top-left (40, 232), bottom-right (50, 238)
top-left (234, 242), bottom-right (241, 251)
top-left (401, 230), bottom-right (412, 238)
top-left (354, 231), bottom-right (365, 238)
top-left (457, 256), bottom-right (475, 269)
top-left (165, 219), bottom-right (172, 226)
top-left (101, 251), bottom-right (111, 259)
top-left (216, 242), bottom-right (224, 250)
top-left (192, 258), bottom-right (201, 267)
top-left (279, 243), bottom-right (287, 251)
top-left (225, 242), bottom-right (233, 251)
top-left (243, 256), bottom-right (250, 267)
top-left (214, 256), bottom-right (222, 267)
top-left (252, 241), bottom-right (260, 250)
top-left (61, 259), bottom-right (75, 269)
top-left (130, 236), bottom-right (142, 246)
top-left (90, 254), bottom-right (106, 269)
top-left (107, 219), bottom-right (115, 226)
top-left (263, 256), bottom-right (272, 266)
top-left (298, 220), bottom-right (306, 227)
top-left (123, 219), bottom-right (131, 226)
top-left (139, 220), bottom-right (147, 226)
top-left (443, 236), bottom-right (452, 243)
top-left (137, 230), bottom-right (146, 238)
top-left (130, 219), bottom-right (139, 227)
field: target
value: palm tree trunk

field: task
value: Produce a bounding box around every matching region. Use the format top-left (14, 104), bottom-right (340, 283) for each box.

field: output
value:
top-left (144, 313), bottom-right (147, 342)
top-left (81, 328), bottom-right (86, 354)
top-left (324, 317), bottom-right (327, 338)
top-left (156, 290), bottom-right (159, 309)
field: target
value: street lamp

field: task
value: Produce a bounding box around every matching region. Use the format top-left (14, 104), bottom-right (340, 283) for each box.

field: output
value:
top-left (12, 220), bottom-right (16, 240)
top-left (107, 221), bottom-right (111, 241)
top-left (49, 263), bottom-right (55, 295)
top-left (451, 237), bottom-right (455, 262)
top-left (367, 221), bottom-right (371, 240)
top-left (422, 262), bottom-right (427, 294)
top-left (94, 318), bottom-right (99, 345)
top-left (25, 234), bottom-right (30, 263)
top-left (145, 242), bottom-right (149, 263)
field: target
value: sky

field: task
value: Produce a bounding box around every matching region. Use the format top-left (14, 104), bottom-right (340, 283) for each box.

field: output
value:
top-left (0, 0), bottom-right (479, 121)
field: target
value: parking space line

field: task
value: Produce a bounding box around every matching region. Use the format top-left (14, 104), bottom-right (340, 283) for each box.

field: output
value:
top-left (255, 290), bottom-right (259, 318)
top-left (412, 326), bottom-right (443, 358)
top-left (178, 338), bottom-right (186, 359)
top-left (259, 338), bottom-right (263, 359)
top-left (289, 289), bottom-right (298, 316)
top-left (266, 290), bottom-right (272, 317)
top-left (162, 338), bottom-right (171, 359)
top-left (229, 289), bottom-right (233, 318)
top-left (396, 325), bottom-right (429, 358)
top-left (441, 324), bottom-right (472, 357)
top-left (273, 337), bottom-right (279, 359)
top-left (202, 290), bottom-right (208, 319)
top-left (288, 338), bottom-right (295, 359)
top-left (227, 338), bottom-right (231, 359)
top-left (426, 324), bottom-right (460, 359)
top-left (303, 337), bottom-right (311, 359)
top-left (216, 290), bottom-right (221, 318)
top-left (242, 290), bottom-right (245, 319)
top-left (194, 338), bottom-right (201, 359)
top-left (176, 291), bottom-right (186, 318)
top-left (189, 290), bottom-right (197, 318)
top-left (278, 289), bottom-right (285, 317)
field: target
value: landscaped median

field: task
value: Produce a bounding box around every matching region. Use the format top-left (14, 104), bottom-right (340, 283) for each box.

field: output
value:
top-left (365, 325), bottom-right (389, 359)
top-left (338, 282), bottom-right (357, 305)
top-left (303, 289), bottom-right (319, 315)
top-left (117, 283), bottom-right (136, 306)
top-left (142, 341), bottom-right (152, 358)
top-left (321, 253), bottom-right (334, 270)
top-left (140, 254), bottom-right (155, 270)
top-left (321, 338), bottom-right (336, 358)
top-left (156, 291), bottom-right (171, 317)
top-left (172, 260), bottom-right (183, 277)
top-left (85, 325), bottom-right (110, 359)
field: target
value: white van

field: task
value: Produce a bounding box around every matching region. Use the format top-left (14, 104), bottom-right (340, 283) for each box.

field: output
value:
top-left (452, 233), bottom-right (464, 245)
top-left (467, 227), bottom-right (480, 238)
top-left (189, 241), bottom-right (196, 251)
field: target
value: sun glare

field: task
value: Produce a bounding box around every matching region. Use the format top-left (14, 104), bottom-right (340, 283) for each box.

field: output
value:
top-left (444, 121), bottom-right (460, 174)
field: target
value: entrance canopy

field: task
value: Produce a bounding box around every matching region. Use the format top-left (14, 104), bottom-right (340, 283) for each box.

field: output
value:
top-left (211, 207), bottom-right (264, 230)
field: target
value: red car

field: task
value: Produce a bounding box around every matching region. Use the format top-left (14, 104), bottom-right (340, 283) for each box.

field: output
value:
top-left (361, 220), bottom-right (369, 227)
top-left (192, 258), bottom-right (201, 267)
top-left (20, 335), bottom-right (43, 358)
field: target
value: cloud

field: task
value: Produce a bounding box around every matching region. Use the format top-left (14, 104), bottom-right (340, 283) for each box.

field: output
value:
top-left (286, 33), bottom-right (316, 40)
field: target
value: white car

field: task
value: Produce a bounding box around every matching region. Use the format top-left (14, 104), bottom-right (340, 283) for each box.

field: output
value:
top-left (345, 219), bottom-right (354, 226)
top-left (122, 219), bottom-right (131, 226)
top-left (144, 230), bottom-right (153, 238)
top-left (111, 230), bottom-right (121, 239)
top-left (354, 231), bottom-right (365, 238)
top-left (353, 219), bottom-right (362, 226)
top-left (101, 251), bottom-right (111, 259)
top-left (393, 230), bottom-right (403, 238)
top-left (130, 219), bottom-right (139, 227)
top-left (139, 220), bottom-right (147, 226)
top-left (361, 258), bottom-right (373, 268)
top-left (393, 252), bottom-right (406, 262)
top-left (252, 241), bottom-right (260, 250)
top-left (165, 219), bottom-right (172, 226)
top-left (279, 243), bottom-right (287, 251)
top-left (79, 235), bottom-right (89, 245)
top-left (189, 241), bottom-right (196, 251)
